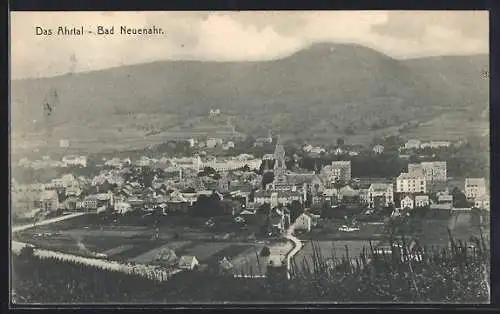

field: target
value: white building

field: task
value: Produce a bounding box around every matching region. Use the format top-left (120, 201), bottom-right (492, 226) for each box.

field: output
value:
top-left (415, 195), bottom-right (430, 208)
top-left (178, 255), bottom-right (199, 270)
top-left (114, 201), bottom-right (132, 214)
top-left (187, 138), bottom-right (197, 148)
top-left (322, 160), bottom-right (351, 183)
top-left (254, 191), bottom-right (303, 208)
top-left (83, 192), bottom-right (114, 210)
top-left (465, 178), bottom-right (487, 200)
top-left (62, 155), bottom-right (87, 168)
top-left (373, 144), bottom-right (384, 154)
top-left (404, 139), bottom-right (421, 150)
top-left (408, 161), bottom-right (447, 182)
top-left (420, 141), bottom-right (451, 149)
top-left (396, 172), bottom-right (427, 194)
top-left (37, 190), bottom-right (60, 212)
top-left (401, 195), bottom-right (414, 209)
top-left (367, 183), bottom-right (394, 208)
top-left (206, 138), bottom-right (223, 149)
top-left (474, 194), bottom-right (490, 211)
top-left (294, 213), bottom-right (313, 232)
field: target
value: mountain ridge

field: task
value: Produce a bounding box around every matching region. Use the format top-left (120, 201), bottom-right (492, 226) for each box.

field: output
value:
top-left (11, 43), bottom-right (489, 154)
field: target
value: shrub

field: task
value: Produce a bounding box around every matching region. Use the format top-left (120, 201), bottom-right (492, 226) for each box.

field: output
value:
top-left (260, 246), bottom-right (271, 257)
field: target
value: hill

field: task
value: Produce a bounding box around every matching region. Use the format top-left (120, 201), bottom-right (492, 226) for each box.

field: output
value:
top-left (10, 43), bottom-right (489, 156)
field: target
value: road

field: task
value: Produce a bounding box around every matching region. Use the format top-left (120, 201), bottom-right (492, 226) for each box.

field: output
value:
top-left (12, 212), bottom-right (87, 233)
top-left (284, 222), bottom-right (303, 280)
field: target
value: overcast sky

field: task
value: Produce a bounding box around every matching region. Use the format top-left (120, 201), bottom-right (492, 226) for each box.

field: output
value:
top-left (11, 11), bottom-right (488, 79)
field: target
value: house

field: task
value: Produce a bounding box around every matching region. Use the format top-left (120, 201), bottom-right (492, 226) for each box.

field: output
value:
top-left (404, 139), bottom-right (421, 150)
top-left (373, 144), bottom-right (384, 154)
top-left (401, 195), bottom-right (414, 209)
top-left (178, 256), bottom-right (199, 270)
top-left (254, 190), bottom-right (303, 208)
top-left (62, 155), bottom-right (87, 167)
top-left (114, 201), bottom-right (132, 214)
top-left (430, 203), bottom-right (452, 210)
top-left (36, 190), bottom-right (60, 212)
top-left (396, 172), bottom-right (427, 194)
top-left (474, 194), bottom-right (490, 210)
top-left (415, 195), bottom-right (430, 208)
top-left (465, 178), bottom-right (487, 200)
top-left (269, 207), bottom-right (290, 234)
top-left (63, 196), bottom-right (79, 210)
top-left (408, 161), bottom-right (447, 182)
top-left (338, 185), bottom-right (360, 203)
top-left (206, 138), bottom-right (223, 149)
top-left (268, 254), bottom-right (286, 268)
top-left (420, 141), bottom-right (451, 149)
top-left (294, 212), bottom-right (313, 232)
top-left (321, 161), bottom-right (351, 183)
top-left (82, 192), bottom-right (114, 210)
top-left (367, 183), bottom-right (394, 208)
top-left (437, 192), bottom-right (453, 205)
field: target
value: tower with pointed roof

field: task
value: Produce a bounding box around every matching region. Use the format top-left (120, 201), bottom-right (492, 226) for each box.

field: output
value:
top-left (273, 136), bottom-right (287, 183)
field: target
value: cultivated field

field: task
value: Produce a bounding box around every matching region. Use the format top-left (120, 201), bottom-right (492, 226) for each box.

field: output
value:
top-left (293, 240), bottom-right (379, 274)
top-left (12, 213), bottom-right (295, 277)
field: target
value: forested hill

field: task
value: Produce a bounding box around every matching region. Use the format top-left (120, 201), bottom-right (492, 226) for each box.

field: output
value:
top-left (11, 43), bottom-right (488, 151)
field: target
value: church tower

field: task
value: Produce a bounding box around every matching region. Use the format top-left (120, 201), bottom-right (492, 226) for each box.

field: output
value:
top-left (273, 136), bottom-right (287, 183)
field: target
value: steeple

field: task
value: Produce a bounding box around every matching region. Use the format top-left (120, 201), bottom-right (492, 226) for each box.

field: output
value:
top-left (273, 135), bottom-right (287, 182)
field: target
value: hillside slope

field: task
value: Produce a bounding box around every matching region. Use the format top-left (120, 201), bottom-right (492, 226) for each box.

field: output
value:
top-left (11, 43), bottom-right (488, 154)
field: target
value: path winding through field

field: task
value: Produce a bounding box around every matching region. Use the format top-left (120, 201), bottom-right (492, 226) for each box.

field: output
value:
top-left (284, 222), bottom-right (303, 279)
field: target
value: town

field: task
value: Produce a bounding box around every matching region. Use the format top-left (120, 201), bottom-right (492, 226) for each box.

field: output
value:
top-left (11, 127), bottom-right (490, 282)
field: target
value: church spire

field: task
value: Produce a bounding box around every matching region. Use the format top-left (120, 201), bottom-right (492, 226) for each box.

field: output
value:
top-left (273, 135), bottom-right (287, 179)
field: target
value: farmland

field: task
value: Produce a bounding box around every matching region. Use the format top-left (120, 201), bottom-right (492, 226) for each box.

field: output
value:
top-left (11, 213), bottom-right (289, 277)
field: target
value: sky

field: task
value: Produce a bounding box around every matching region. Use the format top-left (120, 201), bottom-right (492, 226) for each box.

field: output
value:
top-left (10, 11), bottom-right (489, 79)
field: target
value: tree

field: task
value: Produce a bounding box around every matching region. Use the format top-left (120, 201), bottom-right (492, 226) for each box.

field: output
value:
top-left (451, 187), bottom-right (470, 208)
top-left (289, 200), bottom-right (304, 223)
top-left (260, 246), bottom-right (271, 257)
top-left (262, 172), bottom-right (274, 188)
top-left (139, 166), bottom-right (154, 188)
top-left (337, 138), bottom-right (345, 147)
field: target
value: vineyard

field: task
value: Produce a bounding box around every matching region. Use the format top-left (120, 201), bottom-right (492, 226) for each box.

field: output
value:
top-left (12, 230), bottom-right (490, 304)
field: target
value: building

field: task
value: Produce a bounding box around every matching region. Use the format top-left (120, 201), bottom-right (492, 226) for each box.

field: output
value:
top-left (367, 183), bottom-right (393, 208)
top-left (254, 190), bottom-right (303, 208)
top-left (82, 192), bottom-right (114, 210)
top-left (420, 141), bottom-right (451, 149)
top-left (474, 194), bottom-right (490, 210)
top-left (373, 144), bottom-right (384, 154)
top-left (322, 161), bottom-right (352, 183)
top-left (206, 138), bottom-right (223, 149)
top-left (404, 139), bottom-right (421, 150)
top-left (338, 185), bottom-right (360, 203)
top-left (178, 256), bottom-right (199, 270)
top-left (396, 172), bottom-right (427, 194)
top-left (465, 178), bottom-right (487, 200)
top-left (415, 195), bottom-right (430, 208)
top-left (114, 201), bottom-right (132, 214)
top-left (36, 190), bottom-right (60, 212)
top-left (294, 212), bottom-right (313, 232)
top-left (437, 193), bottom-right (453, 205)
top-left (269, 207), bottom-right (291, 234)
top-left (408, 161), bottom-right (447, 182)
top-left (401, 195), bottom-right (414, 209)
top-left (62, 155), bottom-right (87, 168)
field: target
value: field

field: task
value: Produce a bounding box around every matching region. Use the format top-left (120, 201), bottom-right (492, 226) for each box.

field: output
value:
top-left (12, 213), bottom-right (294, 277)
top-left (293, 240), bottom-right (378, 274)
top-left (305, 216), bottom-right (387, 241)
